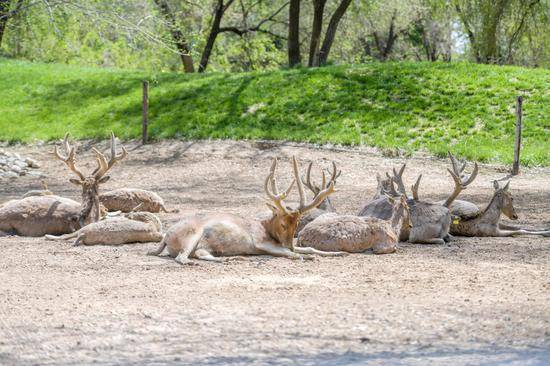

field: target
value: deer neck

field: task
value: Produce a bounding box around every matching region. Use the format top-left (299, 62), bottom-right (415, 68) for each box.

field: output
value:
top-left (80, 184), bottom-right (100, 224)
top-left (389, 205), bottom-right (405, 235)
top-left (480, 193), bottom-right (502, 224)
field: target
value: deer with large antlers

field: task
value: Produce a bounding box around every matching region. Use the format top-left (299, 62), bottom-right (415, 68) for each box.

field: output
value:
top-left (295, 161), bottom-right (341, 235)
top-left (359, 153), bottom-right (478, 244)
top-left (54, 132), bottom-right (128, 227)
top-left (148, 157), bottom-right (346, 264)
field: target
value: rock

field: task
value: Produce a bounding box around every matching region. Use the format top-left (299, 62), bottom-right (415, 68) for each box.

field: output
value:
top-left (3, 171), bottom-right (18, 179)
top-left (10, 165), bottom-right (22, 174)
top-left (25, 158), bottom-right (40, 168)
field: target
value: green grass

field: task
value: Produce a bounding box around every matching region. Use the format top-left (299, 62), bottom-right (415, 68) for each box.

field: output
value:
top-left (1, 58), bottom-right (549, 166)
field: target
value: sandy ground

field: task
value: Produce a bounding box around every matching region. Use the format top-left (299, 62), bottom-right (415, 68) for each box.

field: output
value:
top-left (0, 139), bottom-right (549, 366)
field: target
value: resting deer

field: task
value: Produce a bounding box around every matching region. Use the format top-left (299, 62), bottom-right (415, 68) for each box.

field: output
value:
top-left (100, 188), bottom-right (170, 213)
top-left (148, 157), bottom-right (346, 264)
top-left (54, 132), bottom-right (127, 227)
top-left (297, 193), bottom-right (410, 254)
top-left (295, 161), bottom-right (340, 235)
top-left (359, 154), bottom-right (478, 244)
top-left (0, 195), bottom-right (81, 236)
top-left (45, 211), bottom-right (164, 245)
top-left (447, 180), bottom-right (550, 237)
top-left (21, 180), bottom-right (53, 198)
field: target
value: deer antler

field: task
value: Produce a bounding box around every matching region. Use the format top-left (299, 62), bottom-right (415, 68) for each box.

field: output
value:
top-left (443, 152), bottom-right (478, 207)
top-left (293, 157), bottom-right (336, 214)
top-left (411, 174), bottom-right (422, 201)
top-left (302, 162), bottom-right (322, 196)
top-left (264, 158), bottom-right (295, 215)
top-left (92, 132), bottom-right (128, 179)
top-left (390, 163), bottom-right (408, 197)
top-left (53, 133), bottom-right (85, 180)
top-left (302, 161), bottom-right (340, 197)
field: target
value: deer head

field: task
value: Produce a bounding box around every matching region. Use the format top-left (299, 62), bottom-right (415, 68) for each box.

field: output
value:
top-left (54, 132), bottom-right (128, 226)
top-left (301, 161), bottom-right (341, 211)
top-left (264, 156), bottom-right (336, 249)
top-left (387, 193), bottom-right (412, 230)
top-left (492, 180), bottom-right (518, 220)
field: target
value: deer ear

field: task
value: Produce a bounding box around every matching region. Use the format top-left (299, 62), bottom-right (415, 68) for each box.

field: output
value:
top-left (503, 181), bottom-right (510, 191)
top-left (69, 178), bottom-right (82, 186)
top-left (98, 175), bottom-right (110, 184)
top-left (400, 195), bottom-right (407, 204)
top-left (493, 180), bottom-right (500, 190)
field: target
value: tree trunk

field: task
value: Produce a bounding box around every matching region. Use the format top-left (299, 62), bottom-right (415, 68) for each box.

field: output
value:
top-left (153, 0), bottom-right (194, 73)
top-left (288, 0), bottom-right (301, 66)
top-left (308, 0), bottom-right (326, 67)
top-left (0, 0), bottom-right (12, 48)
top-left (199, 0), bottom-right (234, 73)
top-left (318, 0), bottom-right (352, 65)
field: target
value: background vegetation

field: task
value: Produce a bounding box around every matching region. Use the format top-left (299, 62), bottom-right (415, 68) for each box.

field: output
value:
top-left (1, 58), bottom-right (548, 166)
top-left (0, 1), bottom-right (548, 166)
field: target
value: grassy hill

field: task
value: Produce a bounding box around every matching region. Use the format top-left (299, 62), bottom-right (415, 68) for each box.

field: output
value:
top-left (0, 58), bottom-right (548, 166)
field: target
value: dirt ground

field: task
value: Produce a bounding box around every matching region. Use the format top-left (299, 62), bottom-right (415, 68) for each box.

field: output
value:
top-left (0, 139), bottom-right (549, 366)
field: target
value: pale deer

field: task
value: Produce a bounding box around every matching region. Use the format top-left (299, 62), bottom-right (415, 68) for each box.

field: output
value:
top-left (54, 132), bottom-right (127, 227)
top-left (148, 157), bottom-right (346, 264)
top-left (295, 161), bottom-right (340, 234)
top-left (448, 180), bottom-right (550, 237)
top-left (297, 193), bottom-right (411, 254)
top-left (45, 211), bottom-right (164, 245)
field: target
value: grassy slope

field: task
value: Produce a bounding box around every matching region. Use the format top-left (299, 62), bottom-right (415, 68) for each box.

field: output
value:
top-left (0, 58), bottom-right (548, 166)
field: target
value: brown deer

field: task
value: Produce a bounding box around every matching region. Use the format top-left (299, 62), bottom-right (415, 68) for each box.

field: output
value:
top-left (0, 195), bottom-right (81, 237)
top-left (100, 188), bottom-right (169, 213)
top-left (148, 157), bottom-right (346, 264)
top-left (295, 161), bottom-right (340, 234)
top-left (45, 211), bottom-right (164, 245)
top-left (297, 193), bottom-right (411, 254)
top-left (448, 180), bottom-right (550, 237)
top-left (359, 154), bottom-right (478, 244)
top-left (54, 132), bottom-right (127, 227)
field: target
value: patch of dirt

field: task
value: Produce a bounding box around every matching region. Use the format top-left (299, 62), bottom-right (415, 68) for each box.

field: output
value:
top-left (0, 139), bottom-right (549, 365)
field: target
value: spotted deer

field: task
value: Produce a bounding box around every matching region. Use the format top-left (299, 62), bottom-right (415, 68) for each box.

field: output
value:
top-left (148, 157), bottom-right (346, 264)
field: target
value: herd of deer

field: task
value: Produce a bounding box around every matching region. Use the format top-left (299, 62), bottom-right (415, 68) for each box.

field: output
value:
top-left (0, 133), bottom-right (548, 264)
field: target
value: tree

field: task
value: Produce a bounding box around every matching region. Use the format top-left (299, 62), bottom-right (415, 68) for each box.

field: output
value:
top-left (288, 0), bottom-right (300, 66)
top-left (307, 0), bottom-right (353, 67)
top-left (0, 0), bottom-right (23, 48)
top-left (154, 0), bottom-right (195, 72)
top-left (452, 0), bottom-right (543, 64)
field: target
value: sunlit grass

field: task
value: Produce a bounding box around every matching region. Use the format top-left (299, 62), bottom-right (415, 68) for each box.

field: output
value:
top-left (0, 58), bottom-right (548, 165)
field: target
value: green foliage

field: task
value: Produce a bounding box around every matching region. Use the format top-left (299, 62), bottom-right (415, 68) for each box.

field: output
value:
top-left (0, 58), bottom-right (548, 166)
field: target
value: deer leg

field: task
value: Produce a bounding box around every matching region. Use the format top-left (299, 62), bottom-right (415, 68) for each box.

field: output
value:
top-left (499, 223), bottom-right (550, 233)
top-left (194, 248), bottom-right (224, 263)
top-left (412, 238), bottom-right (446, 245)
top-left (147, 240), bottom-right (166, 256)
top-left (72, 235), bottom-right (84, 246)
top-left (294, 246), bottom-right (348, 257)
top-left (496, 229), bottom-right (550, 237)
top-left (372, 242), bottom-right (396, 254)
top-left (254, 242), bottom-right (314, 260)
top-left (174, 232), bottom-right (204, 265)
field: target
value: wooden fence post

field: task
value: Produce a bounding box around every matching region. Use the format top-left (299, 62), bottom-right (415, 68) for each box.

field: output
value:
top-left (142, 80), bottom-right (149, 145)
top-left (512, 96), bottom-right (522, 175)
